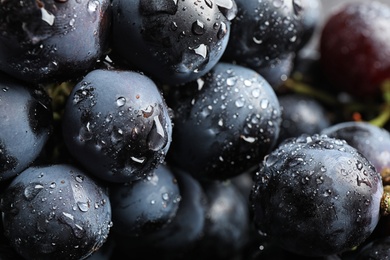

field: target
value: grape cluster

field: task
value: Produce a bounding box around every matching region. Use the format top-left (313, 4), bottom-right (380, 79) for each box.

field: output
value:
top-left (1, 0), bottom-right (390, 259)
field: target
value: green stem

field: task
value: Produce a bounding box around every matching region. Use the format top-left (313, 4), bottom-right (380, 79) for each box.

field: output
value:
top-left (381, 186), bottom-right (390, 216)
top-left (283, 78), bottom-right (339, 106)
top-left (369, 80), bottom-right (390, 127)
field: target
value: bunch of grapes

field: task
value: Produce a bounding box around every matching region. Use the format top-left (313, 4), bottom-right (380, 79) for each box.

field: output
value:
top-left (2, 0), bottom-right (390, 259)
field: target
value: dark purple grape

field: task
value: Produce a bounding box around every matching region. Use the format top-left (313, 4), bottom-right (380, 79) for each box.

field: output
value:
top-left (62, 69), bottom-right (173, 183)
top-left (223, 0), bottom-right (305, 69)
top-left (0, 0), bottom-right (111, 84)
top-left (321, 121), bottom-right (390, 176)
top-left (189, 180), bottom-right (251, 260)
top-left (114, 168), bottom-right (208, 259)
top-left (278, 93), bottom-right (331, 144)
top-left (167, 62), bottom-right (281, 181)
top-left (110, 0), bottom-right (236, 85)
top-left (250, 134), bottom-right (383, 257)
top-left (0, 72), bottom-right (52, 181)
top-left (0, 164), bottom-right (112, 260)
top-left (110, 164), bottom-right (181, 237)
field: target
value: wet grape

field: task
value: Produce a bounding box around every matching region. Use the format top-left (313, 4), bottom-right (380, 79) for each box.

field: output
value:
top-left (0, 164), bottom-right (112, 260)
top-left (251, 134), bottom-right (383, 257)
top-left (62, 69), bottom-right (173, 183)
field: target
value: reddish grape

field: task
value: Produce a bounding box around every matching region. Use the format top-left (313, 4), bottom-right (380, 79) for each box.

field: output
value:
top-left (320, 1), bottom-right (390, 98)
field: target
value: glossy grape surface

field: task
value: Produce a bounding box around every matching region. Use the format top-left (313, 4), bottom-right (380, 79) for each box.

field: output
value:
top-left (251, 134), bottom-right (383, 257)
top-left (62, 69), bottom-right (173, 183)
top-left (0, 72), bottom-right (52, 181)
top-left (320, 1), bottom-right (390, 98)
top-left (0, 0), bottom-right (111, 83)
top-left (110, 0), bottom-right (236, 85)
top-left (167, 62), bottom-right (281, 180)
top-left (0, 164), bottom-right (112, 260)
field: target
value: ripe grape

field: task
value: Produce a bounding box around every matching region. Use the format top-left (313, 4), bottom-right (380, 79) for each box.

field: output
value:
top-left (251, 134), bottom-right (383, 257)
top-left (62, 69), bottom-right (173, 183)
top-left (320, 1), bottom-right (390, 98)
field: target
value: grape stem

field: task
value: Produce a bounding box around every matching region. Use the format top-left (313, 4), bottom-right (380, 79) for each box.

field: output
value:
top-left (282, 78), bottom-right (338, 106)
top-left (44, 81), bottom-right (75, 121)
top-left (369, 80), bottom-right (390, 127)
top-left (381, 185), bottom-right (390, 216)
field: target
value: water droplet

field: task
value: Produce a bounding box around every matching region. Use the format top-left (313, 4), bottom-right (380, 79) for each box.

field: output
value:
top-left (356, 161), bottom-right (363, 171)
top-left (24, 184), bottom-right (44, 201)
top-left (58, 212), bottom-right (86, 238)
top-left (252, 88), bottom-right (261, 98)
top-left (323, 189), bottom-right (332, 197)
top-left (142, 105), bottom-right (154, 118)
top-left (204, 0), bottom-right (213, 8)
top-left (226, 76), bottom-right (237, 86)
top-left (69, 18), bottom-right (75, 27)
top-left (356, 174), bottom-right (372, 187)
top-left (116, 97), bottom-right (126, 107)
top-left (273, 0), bottom-right (284, 8)
top-left (217, 21), bottom-right (227, 39)
top-left (292, 0), bottom-right (303, 16)
top-left (193, 44), bottom-right (208, 59)
top-left (87, 0), bottom-right (100, 13)
top-left (192, 20), bottom-right (206, 35)
top-left (253, 35), bottom-right (263, 45)
top-left (289, 35), bottom-right (297, 42)
top-left (49, 182), bottom-right (56, 189)
top-left (131, 156), bottom-right (146, 164)
top-left (215, 0), bottom-right (237, 20)
top-left (148, 113), bottom-right (168, 151)
top-left (75, 175), bottom-right (84, 183)
top-left (170, 21), bottom-right (178, 31)
top-left (77, 201), bottom-right (89, 212)
top-left (153, 116), bottom-right (165, 138)
top-left (260, 99), bottom-right (269, 109)
top-left (79, 124), bottom-right (93, 141)
top-left (162, 193), bottom-right (169, 201)
top-left (218, 118), bottom-right (224, 127)
top-left (40, 7), bottom-right (55, 26)
top-left (241, 135), bottom-right (256, 143)
top-left (316, 176), bottom-right (324, 184)
top-left (235, 97), bottom-right (245, 108)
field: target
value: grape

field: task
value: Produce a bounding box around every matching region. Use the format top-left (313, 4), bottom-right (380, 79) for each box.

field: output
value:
top-left (0, 0), bottom-right (111, 83)
top-left (278, 93), bottom-right (331, 144)
top-left (188, 180), bottom-right (251, 260)
top-left (0, 72), bottom-right (52, 181)
top-left (0, 164), bottom-right (112, 260)
top-left (223, 0), bottom-right (305, 69)
top-left (109, 164), bottom-right (181, 237)
top-left (114, 168), bottom-right (208, 259)
top-left (62, 69), bottom-right (173, 183)
top-left (167, 62), bottom-right (281, 181)
top-left (250, 134), bottom-right (383, 257)
top-left (320, 1), bottom-right (390, 98)
top-left (321, 121), bottom-right (390, 176)
top-left (110, 0), bottom-right (236, 85)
